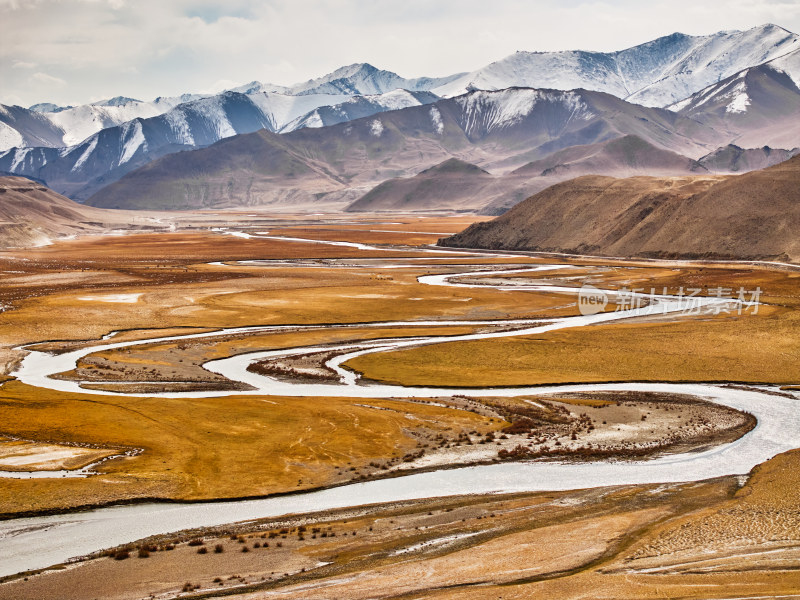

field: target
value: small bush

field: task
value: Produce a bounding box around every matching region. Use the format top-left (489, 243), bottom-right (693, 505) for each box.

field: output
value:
top-left (197, 547), bottom-right (208, 555)
top-left (188, 538), bottom-right (205, 547)
top-left (214, 544), bottom-right (224, 554)
top-left (113, 550), bottom-right (130, 561)
top-left (137, 548), bottom-right (150, 558)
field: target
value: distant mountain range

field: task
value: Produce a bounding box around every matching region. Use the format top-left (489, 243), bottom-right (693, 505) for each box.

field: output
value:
top-left (432, 24), bottom-right (800, 106)
top-left (346, 137), bottom-right (798, 214)
top-left (81, 87), bottom-right (736, 210)
top-left (439, 155), bottom-right (800, 263)
top-left (0, 89), bottom-right (440, 201)
top-left (0, 23), bottom-right (798, 211)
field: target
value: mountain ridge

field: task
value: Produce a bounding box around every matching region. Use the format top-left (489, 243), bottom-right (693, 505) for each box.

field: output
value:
top-left (3, 23), bottom-right (797, 156)
top-left (439, 155), bottom-right (800, 262)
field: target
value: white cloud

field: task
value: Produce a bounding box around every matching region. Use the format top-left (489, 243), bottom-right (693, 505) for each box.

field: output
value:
top-left (31, 72), bottom-right (67, 86)
top-left (12, 61), bottom-right (36, 69)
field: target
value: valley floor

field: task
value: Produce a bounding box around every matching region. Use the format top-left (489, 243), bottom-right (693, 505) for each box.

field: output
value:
top-left (0, 213), bottom-right (798, 599)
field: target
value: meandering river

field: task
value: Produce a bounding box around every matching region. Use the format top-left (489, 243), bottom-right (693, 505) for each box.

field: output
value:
top-left (1, 237), bottom-right (795, 578)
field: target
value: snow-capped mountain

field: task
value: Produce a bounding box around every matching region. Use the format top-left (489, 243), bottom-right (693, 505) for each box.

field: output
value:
top-left (0, 105), bottom-right (67, 150)
top-left (81, 87), bottom-right (729, 210)
top-left (46, 96), bottom-right (198, 146)
top-left (283, 89), bottom-right (439, 131)
top-left (3, 23), bottom-right (798, 202)
top-left (671, 47), bottom-right (800, 148)
top-left (29, 103), bottom-right (72, 114)
top-left (0, 65), bottom-right (452, 153)
top-left (431, 24), bottom-right (799, 107)
top-left (3, 24), bottom-right (797, 155)
top-left (0, 94), bottom-right (204, 152)
top-left (0, 88), bottom-right (441, 200)
top-left (233, 63), bottom-right (464, 97)
top-left (0, 92), bottom-right (276, 200)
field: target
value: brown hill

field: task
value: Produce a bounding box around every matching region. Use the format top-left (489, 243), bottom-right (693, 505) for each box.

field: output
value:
top-left (439, 155), bottom-right (800, 262)
top-left (0, 176), bottom-right (120, 247)
top-left (348, 136), bottom-right (728, 214)
top-left (346, 159), bottom-right (494, 212)
top-left (479, 135), bottom-right (710, 215)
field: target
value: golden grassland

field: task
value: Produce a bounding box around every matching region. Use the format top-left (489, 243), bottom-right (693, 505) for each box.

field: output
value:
top-left (0, 243), bottom-right (574, 354)
top-left (0, 379), bottom-right (498, 516)
top-left (0, 226), bottom-right (796, 518)
top-left (73, 325), bottom-right (489, 384)
top-left (0, 218), bottom-right (566, 515)
top-left (0, 263), bottom-right (575, 373)
top-left (1, 217), bottom-right (800, 598)
top-left (345, 266), bottom-right (800, 387)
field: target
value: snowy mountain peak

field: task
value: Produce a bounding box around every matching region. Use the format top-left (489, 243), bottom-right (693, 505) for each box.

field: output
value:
top-left (289, 63), bottom-right (404, 96)
top-left (319, 62), bottom-right (380, 79)
top-left (29, 103), bottom-right (72, 114)
top-left (431, 24), bottom-right (800, 107)
top-left (93, 96), bottom-right (141, 107)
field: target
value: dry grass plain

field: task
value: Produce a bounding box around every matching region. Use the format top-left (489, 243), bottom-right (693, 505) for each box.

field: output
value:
top-left (345, 263), bottom-right (800, 387)
top-left (0, 214), bottom-right (798, 599)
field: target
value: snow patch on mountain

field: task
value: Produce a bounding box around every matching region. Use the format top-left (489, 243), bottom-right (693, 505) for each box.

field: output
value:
top-left (10, 147), bottom-right (32, 171)
top-left (162, 108), bottom-right (194, 145)
top-left (29, 103), bottom-right (72, 114)
top-left (626, 24), bottom-right (800, 106)
top-left (429, 106), bottom-right (444, 135)
top-left (299, 112), bottom-right (324, 129)
top-left (119, 121), bottom-right (146, 165)
top-left (48, 101), bottom-right (167, 146)
top-left (437, 51), bottom-right (628, 99)
top-left (724, 81), bottom-right (751, 113)
top-left (94, 96), bottom-right (141, 107)
top-left (279, 89), bottom-right (438, 133)
top-left (364, 89), bottom-right (422, 111)
top-left (767, 47), bottom-right (800, 88)
top-left (0, 122), bottom-right (23, 151)
top-left (190, 97), bottom-right (236, 139)
top-left (71, 136), bottom-right (98, 172)
top-left (247, 91), bottom-right (351, 130)
top-left (457, 89), bottom-right (592, 135)
top-left (370, 119), bottom-right (384, 137)
top-left (284, 63), bottom-right (458, 97)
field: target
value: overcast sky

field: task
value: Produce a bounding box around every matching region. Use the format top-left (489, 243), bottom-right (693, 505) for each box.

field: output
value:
top-left (2, 0), bottom-right (800, 107)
